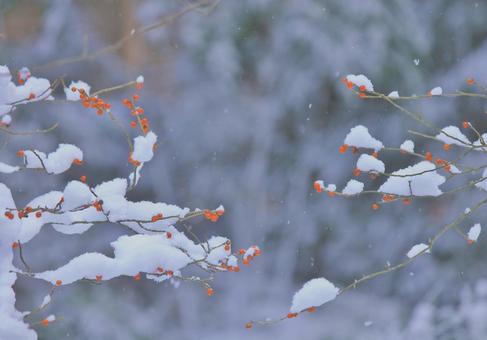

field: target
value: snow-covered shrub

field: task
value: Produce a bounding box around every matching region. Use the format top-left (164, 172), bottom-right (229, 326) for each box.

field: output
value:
top-left (250, 74), bottom-right (487, 328)
top-left (0, 65), bottom-right (260, 339)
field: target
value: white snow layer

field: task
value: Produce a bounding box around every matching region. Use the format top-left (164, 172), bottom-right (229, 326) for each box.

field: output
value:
top-left (400, 140), bottom-right (415, 153)
top-left (64, 80), bottom-right (91, 101)
top-left (24, 144), bottom-right (83, 174)
top-left (435, 126), bottom-right (470, 146)
top-left (0, 183), bottom-right (37, 339)
top-left (430, 86), bottom-right (442, 96)
top-left (346, 74), bottom-right (374, 91)
top-left (132, 131), bottom-right (157, 163)
top-left (0, 65), bottom-right (52, 115)
top-left (468, 224), bottom-right (481, 242)
top-left (407, 243), bottom-right (430, 258)
top-left (378, 161), bottom-right (445, 197)
top-left (342, 179), bottom-right (364, 195)
top-left (357, 154), bottom-right (385, 173)
top-left (290, 278), bottom-right (339, 313)
top-left (344, 125), bottom-right (383, 151)
top-left (388, 91), bottom-right (399, 98)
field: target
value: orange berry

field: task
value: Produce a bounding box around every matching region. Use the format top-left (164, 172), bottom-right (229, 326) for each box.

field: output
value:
top-left (166, 270), bottom-right (173, 276)
top-left (358, 92), bottom-right (366, 98)
top-left (130, 121), bottom-right (137, 128)
top-left (353, 168), bottom-right (361, 177)
top-left (467, 78), bottom-right (475, 85)
top-left (242, 258), bottom-right (249, 266)
top-left (133, 94), bottom-right (140, 101)
top-left (17, 150), bottom-right (24, 157)
top-left (339, 144), bottom-right (349, 153)
top-left (79, 175), bottom-right (87, 183)
top-left (313, 181), bottom-right (322, 193)
top-left (234, 266), bottom-right (240, 272)
top-left (82, 101), bottom-right (90, 108)
top-left (239, 248), bottom-right (246, 255)
top-left (41, 319), bottom-right (50, 327)
top-left (71, 87), bottom-right (77, 92)
top-left (245, 322), bottom-right (253, 329)
top-left (425, 152), bottom-right (433, 161)
top-left (166, 232), bottom-right (172, 239)
top-left (134, 273), bottom-right (141, 281)
top-left (5, 211), bottom-right (14, 220)
top-left (207, 288), bottom-right (214, 296)
top-left (443, 143), bottom-right (450, 151)
top-left (307, 307), bottom-right (316, 313)
top-left (136, 82), bottom-right (144, 90)
top-left (73, 158), bottom-right (83, 165)
top-left (11, 241), bottom-right (19, 249)
top-left (467, 239), bottom-right (474, 245)
top-left (327, 191), bottom-right (336, 197)
top-left (346, 81), bottom-right (353, 89)
top-left (359, 85), bottom-right (366, 92)
top-left (55, 280), bottom-right (62, 286)
top-left (402, 198), bottom-right (412, 205)
top-left (287, 313), bottom-right (298, 319)
top-left (35, 211), bottom-right (42, 218)
top-left (462, 121), bottom-right (469, 129)
top-left (156, 266), bottom-right (164, 273)
top-left (371, 203), bottom-right (380, 210)
top-left (95, 275), bottom-right (102, 282)
top-left (28, 93), bottom-right (35, 100)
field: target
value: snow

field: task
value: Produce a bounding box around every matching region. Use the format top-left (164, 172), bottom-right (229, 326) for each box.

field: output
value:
top-left (342, 179), bottom-right (364, 195)
top-left (467, 224), bottom-right (481, 242)
top-left (132, 131), bottom-right (157, 163)
top-left (136, 75), bottom-right (144, 84)
top-left (346, 74), bottom-right (374, 91)
top-left (24, 144), bottom-right (83, 174)
top-left (472, 134), bottom-right (487, 151)
top-left (290, 278), bottom-right (339, 313)
top-left (40, 294), bottom-right (51, 309)
top-left (430, 86), bottom-right (442, 96)
top-left (326, 184), bottom-right (336, 192)
top-left (435, 126), bottom-right (470, 146)
top-left (0, 65), bottom-right (52, 115)
top-left (400, 140), bottom-right (415, 153)
top-left (378, 161), bottom-right (445, 197)
top-left (388, 91), bottom-right (399, 98)
top-left (475, 168), bottom-right (487, 191)
top-left (407, 243), bottom-right (430, 258)
top-left (64, 80), bottom-right (91, 101)
top-left (344, 125), bottom-right (383, 151)
top-left (356, 154), bottom-right (385, 173)
top-left (0, 162), bottom-right (20, 174)
top-left (35, 234), bottom-right (193, 285)
top-left (1, 114), bottom-right (11, 125)
top-left (0, 183), bottom-right (37, 339)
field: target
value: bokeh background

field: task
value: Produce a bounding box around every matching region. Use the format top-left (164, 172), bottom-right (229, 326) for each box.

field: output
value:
top-left (2, 0), bottom-right (487, 339)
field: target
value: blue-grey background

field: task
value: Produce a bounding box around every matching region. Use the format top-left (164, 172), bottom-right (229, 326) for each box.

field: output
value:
top-left (2, 1), bottom-right (487, 339)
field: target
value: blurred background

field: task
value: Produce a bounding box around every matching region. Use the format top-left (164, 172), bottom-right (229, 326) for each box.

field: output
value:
top-left (2, 0), bottom-right (487, 339)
